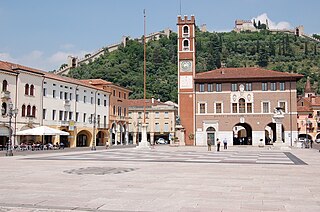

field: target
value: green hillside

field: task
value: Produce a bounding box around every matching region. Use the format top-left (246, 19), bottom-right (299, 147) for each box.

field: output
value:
top-left (68, 29), bottom-right (320, 102)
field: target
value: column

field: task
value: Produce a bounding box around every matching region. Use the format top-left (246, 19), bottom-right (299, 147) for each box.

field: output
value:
top-left (150, 132), bottom-right (155, 145)
top-left (136, 123), bottom-right (151, 149)
top-left (133, 132), bottom-right (137, 145)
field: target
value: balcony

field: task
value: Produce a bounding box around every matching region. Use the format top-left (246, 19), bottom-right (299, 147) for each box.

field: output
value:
top-left (64, 100), bottom-right (71, 107)
top-left (97, 123), bottom-right (109, 130)
top-left (59, 120), bottom-right (69, 126)
top-left (1, 91), bottom-right (11, 100)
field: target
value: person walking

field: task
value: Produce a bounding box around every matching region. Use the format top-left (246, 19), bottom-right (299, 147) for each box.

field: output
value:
top-left (223, 138), bottom-right (228, 150)
top-left (217, 138), bottom-right (221, 152)
top-left (207, 138), bottom-right (212, 151)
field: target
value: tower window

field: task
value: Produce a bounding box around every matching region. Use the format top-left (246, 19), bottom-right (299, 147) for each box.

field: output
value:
top-left (183, 25), bottom-right (189, 36)
top-left (183, 39), bottom-right (190, 51)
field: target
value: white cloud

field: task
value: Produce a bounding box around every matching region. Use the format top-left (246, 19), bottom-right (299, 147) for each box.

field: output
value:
top-left (60, 43), bottom-right (75, 50)
top-left (252, 13), bottom-right (292, 30)
top-left (0, 49), bottom-right (89, 71)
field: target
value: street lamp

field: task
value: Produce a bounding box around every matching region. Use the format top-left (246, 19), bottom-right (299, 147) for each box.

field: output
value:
top-left (89, 114), bottom-right (100, 151)
top-left (1, 102), bottom-right (18, 156)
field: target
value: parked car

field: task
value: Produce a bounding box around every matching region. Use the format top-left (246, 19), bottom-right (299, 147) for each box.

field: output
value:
top-left (156, 138), bottom-right (168, 144)
top-left (315, 139), bottom-right (320, 144)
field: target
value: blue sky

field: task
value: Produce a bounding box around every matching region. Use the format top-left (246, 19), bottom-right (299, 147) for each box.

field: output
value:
top-left (1, 0), bottom-right (319, 71)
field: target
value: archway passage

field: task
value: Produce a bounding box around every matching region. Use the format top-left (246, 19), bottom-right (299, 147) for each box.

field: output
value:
top-left (233, 123), bottom-right (252, 145)
top-left (96, 131), bottom-right (105, 146)
top-left (111, 123), bottom-right (117, 145)
top-left (265, 123), bottom-right (285, 144)
top-left (60, 129), bottom-right (69, 147)
top-left (76, 130), bottom-right (91, 147)
top-left (206, 127), bottom-right (216, 146)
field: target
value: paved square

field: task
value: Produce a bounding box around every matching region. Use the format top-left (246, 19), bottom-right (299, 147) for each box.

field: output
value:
top-left (0, 146), bottom-right (319, 211)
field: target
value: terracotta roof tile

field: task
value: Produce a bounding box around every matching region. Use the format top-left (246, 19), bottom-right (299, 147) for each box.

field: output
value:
top-left (195, 67), bottom-right (303, 82)
top-left (0, 60), bottom-right (44, 75)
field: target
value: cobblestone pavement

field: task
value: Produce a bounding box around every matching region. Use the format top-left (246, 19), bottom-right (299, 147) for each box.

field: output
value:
top-left (0, 146), bottom-right (319, 211)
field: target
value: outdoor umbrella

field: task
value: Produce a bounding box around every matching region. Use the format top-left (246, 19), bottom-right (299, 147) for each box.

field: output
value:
top-left (16, 126), bottom-right (69, 136)
top-left (16, 126), bottom-right (69, 146)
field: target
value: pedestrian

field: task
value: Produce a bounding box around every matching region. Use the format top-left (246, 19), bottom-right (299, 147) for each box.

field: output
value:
top-left (217, 138), bottom-right (221, 152)
top-left (207, 139), bottom-right (212, 151)
top-left (223, 138), bottom-right (227, 149)
top-left (310, 139), bottom-right (313, 148)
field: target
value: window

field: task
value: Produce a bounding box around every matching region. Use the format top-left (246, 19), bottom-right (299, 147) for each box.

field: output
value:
top-left (32, 106), bottom-right (36, 117)
top-left (30, 85), bottom-right (34, 96)
top-left (1, 102), bottom-right (6, 115)
top-left (60, 91), bottom-right (63, 99)
top-left (53, 90), bottom-right (56, 98)
top-left (27, 105), bottom-right (31, 117)
top-left (231, 83), bottom-right (237, 91)
top-left (199, 103), bottom-right (206, 114)
top-left (216, 103), bottom-right (222, 113)
top-left (69, 112), bottom-right (73, 120)
top-left (91, 97), bottom-right (93, 104)
top-left (164, 123), bottom-right (169, 132)
top-left (183, 39), bottom-right (189, 51)
top-left (22, 105), bottom-right (26, 117)
top-left (104, 116), bottom-right (107, 127)
top-left (207, 84), bottom-right (213, 92)
top-left (25, 84), bottom-right (29, 95)
top-left (232, 103), bottom-right (237, 113)
top-left (64, 92), bottom-right (68, 100)
top-left (270, 82), bottom-right (276, 91)
top-left (279, 82), bottom-right (285, 91)
top-left (245, 83), bottom-right (252, 91)
top-left (199, 84), bottom-right (205, 92)
top-left (98, 99), bottom-right (101, 106)
top-left (183, 25), bottom-right (189, 35)
top-left (43, 109), bottom-right (46, 120)
top-left (119, 92), bottom-right (121, 98)
top-left (2, 80), bottom-right (8, 91)
top-left (145, 111), bottom-right (149, 119)
top-left (69, 93), bottom-right (72, 100)
top-left (279, 101), bottom-right (286, 112)
top-left (43, 88), bottom-right (47, 96)
top-left (262, 83), bottom-right (268, 91)
top-left (247, 103), bottom-right (252, 113)
top-left (59, 111), bottom-right (63, 120)
top-left (84, 96), bottom-right (86, 103)
top-left (104, 99), bottom-right (107, 107)
top-left (164, 111), bottom-right (169, 118)
top-left (76, 112), bottom-right (79, 122)
top-left (138, 112), bottom-right (142, 119)
top-left (83, 113), bottom-right (86, 123)
top-left (128, 112), bottom-right (132, 118)
top-left (118, 107), bottom-right (122, 116)
top-left (76, 94), bottom-right (79, 102)
top-left (113, 106), bottom-right (116, 115)
top-left (52, 110), bottom-right (56, 120)
top-left (124, 108), bottom-right (127, 116)
top-left (155, 123), bottom-right (160, 132)
top-left (216, 83), bottom-right (222, 92)
top-left (124, 93), bottom-right (127, 99)
top-left (155, 112), bottom-right (160, 118)
top-left (239, 98), bottom-right (245, 113)
top-left (263, 102), bottom-right (269, 113)
top-left (113, 90), bottom-right (115, 96)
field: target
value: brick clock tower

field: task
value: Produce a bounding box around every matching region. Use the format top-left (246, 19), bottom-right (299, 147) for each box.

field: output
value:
top-left (177, 15), bottom-right (196, 145)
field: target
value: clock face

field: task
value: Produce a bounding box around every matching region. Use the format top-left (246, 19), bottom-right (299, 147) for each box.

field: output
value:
top-left (180, 60), bottom-right (192, 72)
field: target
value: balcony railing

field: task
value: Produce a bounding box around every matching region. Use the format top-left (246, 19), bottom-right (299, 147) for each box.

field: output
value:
top-left (1, 91), bottom-right (11, 100)
top-left (64, 100), bottom-right (71, 106)
top-left (59, 120), bottom-right (69, 126)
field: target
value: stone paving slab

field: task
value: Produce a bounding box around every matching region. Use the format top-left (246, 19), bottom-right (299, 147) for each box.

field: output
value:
top-left (0, 146), bottom-right (319, 211)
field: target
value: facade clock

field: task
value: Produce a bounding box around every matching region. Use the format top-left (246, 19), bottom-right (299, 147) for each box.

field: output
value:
top-left (180, 60), bottom-right (192, 72)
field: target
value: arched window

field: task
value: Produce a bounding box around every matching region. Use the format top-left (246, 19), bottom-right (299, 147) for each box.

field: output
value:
top-left (27, 105), bottom-right (31, 117)
top-left (1, 102), bottom-right (7, 115)
top-left (2, 80), bottom-right (8, 91)
top-left (22, 105), bottom-right (26, 117)
top-left (30, 84), bottom-right (34, 96)
top-left (25, 84), bottom-right (29, 95)
top-left (239, 98), bottom-right (246, 113)
top-left (183, 39), bottom-right (189, 51)
top-left (183, 26), bottom-right (189, 34)
top-left (32, 106), bottom-right (36, 117)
